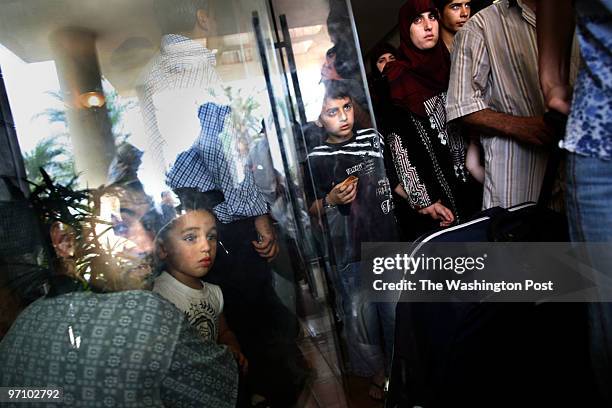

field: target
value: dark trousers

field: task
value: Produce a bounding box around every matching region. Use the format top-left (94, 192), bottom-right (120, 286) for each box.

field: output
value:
top-left (205, 218), bottom-right (307, 406)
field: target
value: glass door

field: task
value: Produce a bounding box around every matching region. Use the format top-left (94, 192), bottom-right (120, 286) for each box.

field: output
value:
top-left (261, 0), bottom-right (397, 405)
top-left (0, 0), bottom-right (358, 406)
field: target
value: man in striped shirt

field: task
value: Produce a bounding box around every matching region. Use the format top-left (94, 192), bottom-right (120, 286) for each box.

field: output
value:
top-left (446, 0), bottom-right (556, 209)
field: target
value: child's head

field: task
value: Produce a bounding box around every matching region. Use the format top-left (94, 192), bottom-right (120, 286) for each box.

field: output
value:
top-left (316, 80), bottom-right (355, 141)
top-left (156, 208), bottom-right (217, 284)
top-left (433, 0), bottom-right (471, 35)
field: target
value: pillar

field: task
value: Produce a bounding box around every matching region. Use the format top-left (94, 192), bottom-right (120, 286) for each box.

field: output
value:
top-left (50, 28), bottom-right (116, 188)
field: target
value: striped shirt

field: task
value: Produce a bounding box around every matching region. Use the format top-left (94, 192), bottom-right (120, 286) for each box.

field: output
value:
top-left (138, 34), bottom-right (221, 174)
top-left (305, 128), bottom-right (396, 265)
top-left (306, 129), bottom-right (385, 160)
top-left (446, 0), bottom-right (549, 209)
top-left (137, 34), bottom-right (267, 222)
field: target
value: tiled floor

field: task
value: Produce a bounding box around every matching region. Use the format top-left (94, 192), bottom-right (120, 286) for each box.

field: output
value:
top-left (294, 282), bottom-right (385, 408)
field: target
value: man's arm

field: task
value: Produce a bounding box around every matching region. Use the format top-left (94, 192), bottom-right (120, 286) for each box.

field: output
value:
top-left (460, 109), bottom-right (555, 146)
top-left (537, 0), bottom-right (575, 114)
top-left (447, 25), bottom-right (554, 146)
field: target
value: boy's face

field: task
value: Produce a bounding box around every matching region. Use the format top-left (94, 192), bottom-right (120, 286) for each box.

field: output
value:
top-left (440, 1), bottom-right (471, 34)
top-left (158, 210), bottom-right (218, 282)
top-left (317, 96), bottom-right (354, 141)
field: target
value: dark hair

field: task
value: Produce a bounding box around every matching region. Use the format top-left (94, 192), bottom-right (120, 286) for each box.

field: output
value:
top-left (156, 207), bottom-right (215, 241)
top-left (322, 80), bottom-right (352, 103)
top-left (162, 188), bottom-right (218, 239)
top-left (424, 7), bottom-right (440, 20)
top-left (432, 0), bottom-right (451, 13)
top-left (155, 190), bottom-right (217, 253)
top-left (153, 0), bottom-right (210, 35)
top-left (409, 7), bottom-right (440, 24)
top-left (369, 42), bottom-right (398, 77)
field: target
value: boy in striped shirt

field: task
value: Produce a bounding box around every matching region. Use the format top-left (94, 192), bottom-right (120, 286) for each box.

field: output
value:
top-left (305, 80), bottom-right (397, 396)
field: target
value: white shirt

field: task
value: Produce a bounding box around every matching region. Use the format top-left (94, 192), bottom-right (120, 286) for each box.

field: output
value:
top-left (153, 271), bottom-right (224, 342)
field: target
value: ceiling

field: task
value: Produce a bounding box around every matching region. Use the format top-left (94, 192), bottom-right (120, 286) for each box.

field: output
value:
top-left (350, 0), bottom-right (404, 55)
top-left (0, 0), bottom-right (403, 91)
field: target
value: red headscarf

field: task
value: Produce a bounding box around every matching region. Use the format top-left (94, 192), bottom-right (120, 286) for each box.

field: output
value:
top-left (385, 0), bottom-right (450, 116)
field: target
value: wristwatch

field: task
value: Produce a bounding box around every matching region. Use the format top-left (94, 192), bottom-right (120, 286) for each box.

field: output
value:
top-left (322, 195), bottom-right (336, 209)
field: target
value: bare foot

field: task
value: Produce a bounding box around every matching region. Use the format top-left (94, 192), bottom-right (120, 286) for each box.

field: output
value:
top-left (368, 371), bottom-right (386, 401)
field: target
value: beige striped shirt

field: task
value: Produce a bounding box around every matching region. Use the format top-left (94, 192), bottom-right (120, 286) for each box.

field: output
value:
top-left (446, 0), bottom-right (548, 209)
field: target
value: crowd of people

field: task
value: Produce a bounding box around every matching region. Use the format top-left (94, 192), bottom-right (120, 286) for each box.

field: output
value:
top-left (0, 0), bottom-right (610, 407)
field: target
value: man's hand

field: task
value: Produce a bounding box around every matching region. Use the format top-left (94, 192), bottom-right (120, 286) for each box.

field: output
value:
top-left (418, 201), bottom-right (455, 227)
top-left (327, 180), bottom-right (358, 206)
top-left (252, 214), bottom-right (279, 262)
top-left (544, 85), bottom-right (572, 116)
top-left (462, 110), bottom-right (556, 147)
top-left (511, 116), bottom-right (556, 146)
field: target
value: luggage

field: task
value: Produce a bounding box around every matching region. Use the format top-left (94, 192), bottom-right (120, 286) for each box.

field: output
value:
top-left (386, 112), bottom-right (598, 407)
top-left (385, 204), bottom-right (594, 407)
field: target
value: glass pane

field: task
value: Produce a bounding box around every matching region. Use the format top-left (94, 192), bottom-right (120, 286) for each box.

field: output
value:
top-left (0, 0), bottom-right (366, 406)
top-left (268, 0), bottom-right (398, 403)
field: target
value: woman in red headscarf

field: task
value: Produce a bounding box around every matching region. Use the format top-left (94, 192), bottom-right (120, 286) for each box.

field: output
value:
top-left (382, 0), bottom-right (481, 236)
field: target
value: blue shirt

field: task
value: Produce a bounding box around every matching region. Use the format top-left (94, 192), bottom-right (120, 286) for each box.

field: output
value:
top-left (561, 0), bottom-right (612, 160)
top-left (166, 102), bottom-right (268, 222)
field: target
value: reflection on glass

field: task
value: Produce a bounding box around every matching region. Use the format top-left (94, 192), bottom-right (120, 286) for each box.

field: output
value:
top-left (0, 0), bottom-right (396, 406)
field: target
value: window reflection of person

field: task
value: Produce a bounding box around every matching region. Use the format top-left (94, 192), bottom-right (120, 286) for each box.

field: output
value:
top-left (160, 190), bottom-right (177, 226)
top-left (139, 0), bottom-right (278, 261)
top-left (138, 0), bottom-right (307, 405)
top-left (0, 184), bottom-right (239, 407)
top-left (323, 1), bottom-right (373, 129)
top-left (321, 48), bottom-right (373, 130)
top-left (54, 185), bottom-right (160, 292)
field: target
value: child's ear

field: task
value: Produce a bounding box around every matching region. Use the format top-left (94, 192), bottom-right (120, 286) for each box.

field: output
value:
top-left (315, 118), bottom-right (323, 128)
top-left (156, 241), bottom-right (168, 260)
